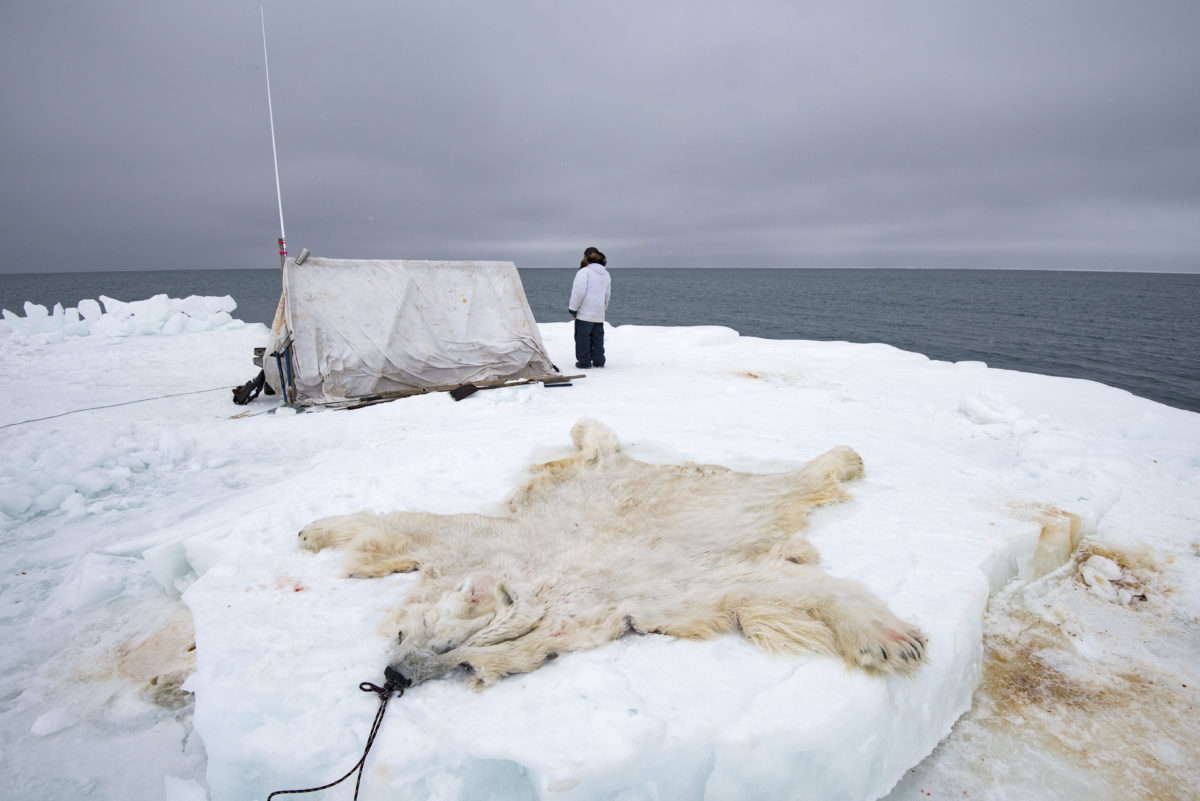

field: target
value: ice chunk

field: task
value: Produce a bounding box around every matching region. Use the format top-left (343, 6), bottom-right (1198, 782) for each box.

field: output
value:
top-left (1084, 554), bottom-right (1123, 581)
top-left (179, 295), bottom-right (211, 319)
top-left (63, 312), bottom-right (90, 337)
top-left (23, 301), bottom-right (49, 320)
top-left (144, 541), bottom-right (195, 597)
top-left (162, 311), bottom-right (186, 336)
top-left (208, 311), bottom-right (234, 329)
top-left (11, 302), bottom-right (63, 335)
top-left (31, 708), bottom-right (79, 737)
top-left (99, 295), bottom-right (132, 319)
top-left (89, 315), bottom-right (126, 337)
top-left (133, 308), bottom-right (168, 335)
top-left (180, 294), bottom-right (236, 318)
top-left (131, 294), bottom-right (173, 327)
top-left (32, 484), bottom-right (74, 513)
top-left (74, 554), bottom-right (130, 608)
top-left (0, 486), bottom-right (33, 516)
top-left (1080, 554), bottom-right (1125, 602)
top-left (72, 468), bottom-right (113, 497)
top-left (77, 298), bottom-right (102, 320)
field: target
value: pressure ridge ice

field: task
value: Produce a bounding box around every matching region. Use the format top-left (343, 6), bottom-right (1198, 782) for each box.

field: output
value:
top-left (1, 294), bottom-right (242, 340)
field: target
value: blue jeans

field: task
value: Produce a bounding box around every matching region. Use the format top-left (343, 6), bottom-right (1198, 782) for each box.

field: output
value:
top-left (574, 320), bottom-right (605, 367)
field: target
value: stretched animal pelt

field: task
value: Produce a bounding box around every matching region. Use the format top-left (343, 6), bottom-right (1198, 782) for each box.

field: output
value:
top-left (299, 419), bottom-right (926, 687)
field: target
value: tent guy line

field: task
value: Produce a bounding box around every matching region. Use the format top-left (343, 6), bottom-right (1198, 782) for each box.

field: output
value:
top-left (0, 387), bottom-right (231, 431)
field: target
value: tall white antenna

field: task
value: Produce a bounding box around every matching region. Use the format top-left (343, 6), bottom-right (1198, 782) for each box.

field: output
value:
top-left (261, 6), bottom-right (287, 266)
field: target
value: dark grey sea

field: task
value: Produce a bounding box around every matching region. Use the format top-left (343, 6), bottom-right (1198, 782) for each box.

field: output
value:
top-left (2, 268), bottom-right (1197, 414)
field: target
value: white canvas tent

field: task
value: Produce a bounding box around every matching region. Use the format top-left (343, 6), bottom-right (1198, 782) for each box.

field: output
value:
top-left (261, 257), bottom-right (559, 405)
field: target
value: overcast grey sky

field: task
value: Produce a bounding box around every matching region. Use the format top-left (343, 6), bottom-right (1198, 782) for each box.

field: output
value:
top-left (2, 0), bottom-right (1198, 273)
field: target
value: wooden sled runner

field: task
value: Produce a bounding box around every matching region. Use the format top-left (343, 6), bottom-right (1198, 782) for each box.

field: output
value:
top-left (342, 373), bottom-right (584, 410)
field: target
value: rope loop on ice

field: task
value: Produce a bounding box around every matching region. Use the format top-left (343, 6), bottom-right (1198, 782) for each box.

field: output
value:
top-left (266, 667), bottom-right (412, 801)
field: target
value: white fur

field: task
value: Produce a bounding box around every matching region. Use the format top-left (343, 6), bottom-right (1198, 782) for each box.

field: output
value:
top-left (299, 419), bottom-right (926, 687)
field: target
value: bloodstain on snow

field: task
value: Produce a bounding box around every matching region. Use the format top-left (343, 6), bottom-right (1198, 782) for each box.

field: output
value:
top-left (273, 575), bottom-right (308, 593)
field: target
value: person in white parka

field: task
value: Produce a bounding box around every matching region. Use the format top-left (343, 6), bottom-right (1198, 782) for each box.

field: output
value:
top-left (569, 246), bottom-right (612, 369)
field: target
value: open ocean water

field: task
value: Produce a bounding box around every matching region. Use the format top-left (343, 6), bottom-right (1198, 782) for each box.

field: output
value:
top-left (2, 268), bottom-right (1198, 414)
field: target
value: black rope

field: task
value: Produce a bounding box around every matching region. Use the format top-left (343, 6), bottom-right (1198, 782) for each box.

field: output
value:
top-left (267, 667), bottom-right (411, 801)
top-left (0, 387), bottom-right (232, 430)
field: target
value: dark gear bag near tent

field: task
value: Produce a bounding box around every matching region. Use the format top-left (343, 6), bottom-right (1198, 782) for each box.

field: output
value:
top-left (254, 256), bottom-right (561, 407)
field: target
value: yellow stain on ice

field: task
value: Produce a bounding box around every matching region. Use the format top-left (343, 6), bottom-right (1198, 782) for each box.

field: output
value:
top-left (114, 605), bottom-right (197, 709)
top-left (1006, 502), bottom-right (1083, 577)
top-left (970, 541), bottom-right (1195, 801)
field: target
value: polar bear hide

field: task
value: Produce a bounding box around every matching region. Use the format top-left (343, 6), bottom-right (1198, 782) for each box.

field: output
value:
top-left (299, 419), bottom-right (926, 687)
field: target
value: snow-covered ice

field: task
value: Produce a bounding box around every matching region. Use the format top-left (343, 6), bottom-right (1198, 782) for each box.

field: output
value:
top-left (1, 294), bottom-right (1198, 800)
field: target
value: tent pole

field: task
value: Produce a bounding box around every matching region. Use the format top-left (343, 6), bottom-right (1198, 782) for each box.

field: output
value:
top-left (261, 6), bottom-right (287, 271)
top-left (261, 7), bottom-right (297, 405)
